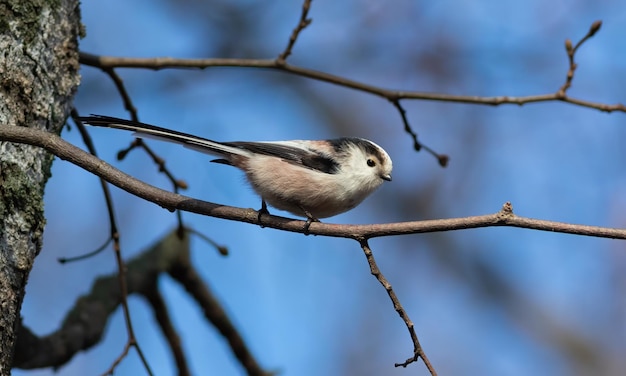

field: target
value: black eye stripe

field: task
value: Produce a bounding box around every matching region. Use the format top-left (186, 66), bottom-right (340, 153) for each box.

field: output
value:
top-left (328, 138), bottom-right (386, 162)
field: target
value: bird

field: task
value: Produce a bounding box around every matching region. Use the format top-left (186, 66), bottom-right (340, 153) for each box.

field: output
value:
top-left (80, 115), bottom-right (392, 231)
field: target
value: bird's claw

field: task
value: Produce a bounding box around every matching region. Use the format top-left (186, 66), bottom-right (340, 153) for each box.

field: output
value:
top-left (257, 200), bottom-right (270, 227)
top-left (299, 206), bottom-right (320, 235)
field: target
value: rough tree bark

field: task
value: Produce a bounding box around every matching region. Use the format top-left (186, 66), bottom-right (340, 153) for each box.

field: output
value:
top-left (0, 1), bottom-right (81, 374)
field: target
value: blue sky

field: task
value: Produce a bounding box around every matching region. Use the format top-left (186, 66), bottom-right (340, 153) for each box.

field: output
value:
top-left (16, 1), bottom-right (626, 375)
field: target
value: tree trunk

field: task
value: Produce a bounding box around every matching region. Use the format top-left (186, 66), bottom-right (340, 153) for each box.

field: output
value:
top-left (0, 1), bottom-right (81, 374)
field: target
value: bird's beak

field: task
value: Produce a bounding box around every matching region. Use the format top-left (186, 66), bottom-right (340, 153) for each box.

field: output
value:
top-left (381, 174), bottom-right (392, 182)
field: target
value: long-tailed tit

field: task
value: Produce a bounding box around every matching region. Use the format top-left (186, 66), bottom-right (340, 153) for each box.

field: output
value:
top-left (80, 115), bottom-right (393, 230)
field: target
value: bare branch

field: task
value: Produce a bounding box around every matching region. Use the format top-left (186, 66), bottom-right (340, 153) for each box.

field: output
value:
top-left (2, 127), bottom-right (626, 240)
top-left (79, 51), bottom-right (626, 114)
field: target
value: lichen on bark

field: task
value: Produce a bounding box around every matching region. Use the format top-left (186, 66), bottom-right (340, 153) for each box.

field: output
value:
top-left (0, 0), bottom-right (82, 373)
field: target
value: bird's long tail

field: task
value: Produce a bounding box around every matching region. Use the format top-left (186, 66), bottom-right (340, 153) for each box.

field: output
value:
top-left (79, 115), bottom-right (249, 158)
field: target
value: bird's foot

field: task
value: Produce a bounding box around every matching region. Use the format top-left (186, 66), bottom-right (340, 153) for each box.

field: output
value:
top-left (257, 200), bottom-right (270, 227)
top-left (299, 206), bottom-right (320, 235)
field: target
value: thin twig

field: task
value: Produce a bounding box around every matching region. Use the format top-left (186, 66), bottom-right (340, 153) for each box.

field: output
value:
top-left (101, 68), bottom-right (138, 116)
top-left (108, 209), bottom-right (153, 376)
top-left (359, 239), bottom-right (436, 375)
top-left (70, 110), bottom-right (153, 376)
top-left (101, 341), bottom-right (133, 376)
top-left (390, 99), bottom-right (448, 166)
top-left (98, 67), bottom-right (187, 231)
top-left (558, 20), bottom-right (602, 96)
top-left (187, 227), bottom-right (229, 256)
top-left (57, 236), bottom-right (111, 263)
top-left (276, 0), bottom-right (313, 64)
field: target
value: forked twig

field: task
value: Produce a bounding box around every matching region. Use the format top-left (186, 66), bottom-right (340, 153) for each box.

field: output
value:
top-left (359, 240), bottom-right (437, 374)
top-left (277, 0), bottom-right (313, 64)
top-left (558, 21), bottom-right (602, 96)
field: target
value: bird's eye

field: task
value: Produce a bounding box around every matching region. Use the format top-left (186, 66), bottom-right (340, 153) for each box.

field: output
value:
top-left (367, 159), bottom-right (376, 167)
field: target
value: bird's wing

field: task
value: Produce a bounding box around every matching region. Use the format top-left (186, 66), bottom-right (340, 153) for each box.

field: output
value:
top-left (224, 141), bottom-right (340, 174)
